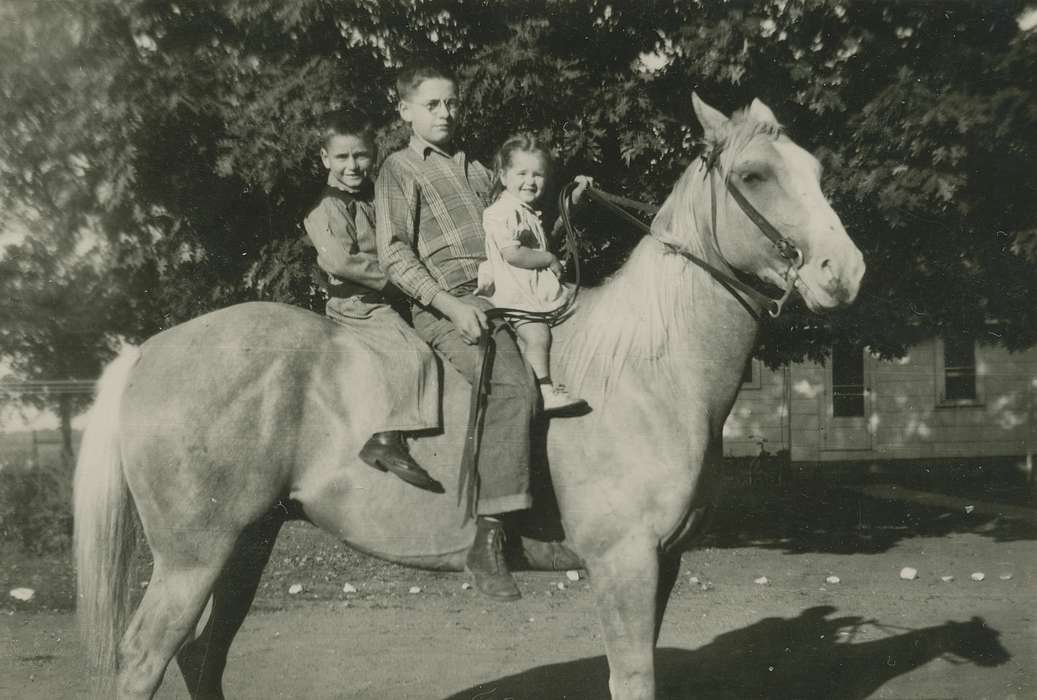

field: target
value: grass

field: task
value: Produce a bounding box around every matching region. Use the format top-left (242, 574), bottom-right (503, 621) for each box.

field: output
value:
top-left (0, 429), bottom-right (80, 473)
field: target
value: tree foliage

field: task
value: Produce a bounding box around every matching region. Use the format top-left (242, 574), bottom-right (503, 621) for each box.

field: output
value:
top-left (0, 236), bottom-right (119, 452)
top-left (1, 0), bottom-right (1035, 381)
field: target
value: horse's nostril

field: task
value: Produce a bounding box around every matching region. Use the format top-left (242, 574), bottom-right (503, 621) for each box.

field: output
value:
top-left (819, 258), bottom-right (836, 284)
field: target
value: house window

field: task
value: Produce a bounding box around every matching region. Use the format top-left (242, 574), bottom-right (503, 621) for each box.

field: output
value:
top-left (831, 342), bottom-right (865, 417)
top-left (740, 358), bottom-right (761, 389)
top-left (943, 337), bottom-right (976, 401)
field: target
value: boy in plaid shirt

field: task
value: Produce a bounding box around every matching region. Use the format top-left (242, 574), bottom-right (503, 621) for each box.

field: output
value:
top-left (376, 61), bottom-right (536, 601)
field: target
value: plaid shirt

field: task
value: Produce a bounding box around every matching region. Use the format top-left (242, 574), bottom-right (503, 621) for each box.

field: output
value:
top-left (376, 135), bottom-right (494, 306)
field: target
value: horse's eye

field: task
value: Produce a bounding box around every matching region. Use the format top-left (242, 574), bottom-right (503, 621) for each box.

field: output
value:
top-left (740, 171), bottom-right (765, 185)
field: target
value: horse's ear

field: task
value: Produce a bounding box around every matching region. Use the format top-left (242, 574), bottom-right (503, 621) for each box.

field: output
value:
top-left (748, 98), bottom-right (778, 125)
top-left (692, 92), bottom-right (728, 140)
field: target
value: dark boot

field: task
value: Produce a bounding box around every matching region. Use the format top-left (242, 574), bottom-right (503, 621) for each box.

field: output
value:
top-left (358, 432), bottom-right (444, 493)
top-left (465, 517), bottom-right (521, 601)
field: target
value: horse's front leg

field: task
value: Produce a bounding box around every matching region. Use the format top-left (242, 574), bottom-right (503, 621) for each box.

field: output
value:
top-left (587, 535), bottom-right (661, 700)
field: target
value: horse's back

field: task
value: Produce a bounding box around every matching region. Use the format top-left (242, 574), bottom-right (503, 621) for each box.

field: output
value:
top-left (118, 302), bottom-right (479, 563)
top-left (144, 301), bottom-right (332, 354)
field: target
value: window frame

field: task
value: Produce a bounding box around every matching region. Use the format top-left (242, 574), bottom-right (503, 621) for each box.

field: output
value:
top-left (936, 336), bottom-right (982, 407)
top-left (830, 342), bottom-right (866, 418)
top-left (740, 358), bottom-right (761, 390)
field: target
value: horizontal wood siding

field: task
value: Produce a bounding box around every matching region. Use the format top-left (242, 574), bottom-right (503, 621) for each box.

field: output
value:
top-left (722, 361), bottom-right (788, 456)
top-left (870, 340), bottom-right (1036, 460)
top-left (723, 341), bottom-right (1037, 463)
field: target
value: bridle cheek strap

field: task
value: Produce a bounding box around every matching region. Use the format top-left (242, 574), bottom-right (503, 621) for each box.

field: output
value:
top-left (704, 158), bottom-right (805, 317)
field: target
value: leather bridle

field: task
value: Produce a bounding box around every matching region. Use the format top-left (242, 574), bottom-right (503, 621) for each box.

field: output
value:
top-left (562, 147), bottom-right (806, 319)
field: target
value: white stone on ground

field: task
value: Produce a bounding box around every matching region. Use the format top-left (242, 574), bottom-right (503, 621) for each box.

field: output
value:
top-left (8, 588), bottom-right (34, 602)
top-left (899, 567), bottom-right (918, 580)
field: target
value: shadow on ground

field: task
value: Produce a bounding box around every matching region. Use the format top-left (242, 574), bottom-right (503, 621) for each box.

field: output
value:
top-left (444, 606), bottom-right (1010, 700)
top-left (700, 463), bottom-right (1037, 555)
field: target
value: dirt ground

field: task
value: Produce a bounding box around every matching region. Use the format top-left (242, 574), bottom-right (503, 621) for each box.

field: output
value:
top-left (2, 473), bottom-right (1035, 699)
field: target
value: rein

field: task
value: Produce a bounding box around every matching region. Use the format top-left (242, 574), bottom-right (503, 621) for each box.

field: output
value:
top-left (567, 152), bottom-right (805, 319)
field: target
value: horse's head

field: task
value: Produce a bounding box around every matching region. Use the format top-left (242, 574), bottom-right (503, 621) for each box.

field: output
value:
top-left (940, 617), bottom-right (1011, 667)
top-left (687, 93), bottom-right (865, 313)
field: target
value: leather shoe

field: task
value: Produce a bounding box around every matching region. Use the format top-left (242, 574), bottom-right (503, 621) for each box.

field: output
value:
top-left (359, 432), bottom-right (444, 493)
top-left (465, 517), bottom-right (521, 601)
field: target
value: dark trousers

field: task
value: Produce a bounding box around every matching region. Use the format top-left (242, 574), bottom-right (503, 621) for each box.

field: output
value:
top-left (412, 296), bottom-right (537, 515)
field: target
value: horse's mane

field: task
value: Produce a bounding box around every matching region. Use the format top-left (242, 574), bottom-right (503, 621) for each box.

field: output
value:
top-left (556, 236), bottom-right (696, 397)
top-left (556, 109), bottom-right (782, 397)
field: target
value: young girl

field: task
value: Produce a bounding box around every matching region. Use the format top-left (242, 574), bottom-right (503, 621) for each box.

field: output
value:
top-left (478, 133), bottom-right (589, 412)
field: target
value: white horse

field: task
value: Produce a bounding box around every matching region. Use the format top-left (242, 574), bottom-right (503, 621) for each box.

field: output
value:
top-left (74, 93), bottom-right (863, 699)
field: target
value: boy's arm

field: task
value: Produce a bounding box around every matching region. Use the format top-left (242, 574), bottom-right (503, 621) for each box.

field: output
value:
top-left (375, 160), bottom-right (443, 306)
top-left (303, 201), bottom-right (386, 291)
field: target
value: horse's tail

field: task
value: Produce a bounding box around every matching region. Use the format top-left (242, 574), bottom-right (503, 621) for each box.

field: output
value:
top-left (73, 344), bottom-right (142, 676)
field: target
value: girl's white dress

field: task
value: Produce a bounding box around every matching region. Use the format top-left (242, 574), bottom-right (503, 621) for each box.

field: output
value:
top-left (477, 191), bottom-right (574, 320)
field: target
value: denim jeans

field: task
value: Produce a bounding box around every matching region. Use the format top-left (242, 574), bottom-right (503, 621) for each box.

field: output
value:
top-left (412, 295), bottom-right (537, 515)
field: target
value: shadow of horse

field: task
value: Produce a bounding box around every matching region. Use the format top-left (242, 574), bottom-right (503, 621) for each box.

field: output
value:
top-left (703, 478), bottom-right (1037, 556)
top-left (443, 606), bottom-right (1010, 700)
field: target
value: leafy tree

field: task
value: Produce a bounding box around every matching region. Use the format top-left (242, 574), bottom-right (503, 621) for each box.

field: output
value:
top-left (1, 0), bottom-right (1034, 390)
top-left (643, 0), bottom-right (1037, 361)
top-left (0, 237), bottom-right (119, 456)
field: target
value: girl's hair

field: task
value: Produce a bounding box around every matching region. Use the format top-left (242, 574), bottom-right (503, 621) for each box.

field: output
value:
top-left (490, 132), bottom-right (554, 201)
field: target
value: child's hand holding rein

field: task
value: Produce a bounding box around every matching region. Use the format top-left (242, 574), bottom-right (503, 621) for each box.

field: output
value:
top-left (569, 175), bottom-right (595, 206)
top-left (547, 254), bottom-right (564, 278)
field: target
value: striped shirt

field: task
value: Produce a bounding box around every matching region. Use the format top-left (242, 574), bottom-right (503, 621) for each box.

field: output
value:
top-left (376, 135), bottom-right (494, 306)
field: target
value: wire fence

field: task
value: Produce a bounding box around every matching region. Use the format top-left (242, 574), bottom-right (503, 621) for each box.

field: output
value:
top-left (0, 379), bottom-right (96, 397)
top-left (0, 380), bottom-right (93, 471)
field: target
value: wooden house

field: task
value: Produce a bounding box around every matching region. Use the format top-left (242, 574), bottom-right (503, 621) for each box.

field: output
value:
top-left (723, 338), bottom-right (1037, 467)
